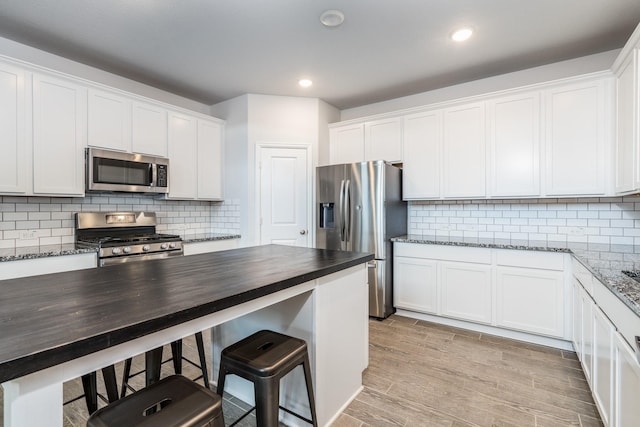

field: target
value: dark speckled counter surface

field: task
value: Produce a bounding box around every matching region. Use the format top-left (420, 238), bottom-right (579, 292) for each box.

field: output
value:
top-left (0, 244), bottom-right (97, 262)
top-left (392, 235), bottom-right (640, 318)
top-left (181, 232), bottom-right (241, 244)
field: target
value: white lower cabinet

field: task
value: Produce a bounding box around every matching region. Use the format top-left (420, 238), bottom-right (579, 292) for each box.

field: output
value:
top-left (393, 257), bottom-right (438, 314)
top-left (440, 261), bottom-right (492, 324)
top-left (183, 238), bottom-right (239, 256)
top-left (593, 306), bottom-right (615, 426)
top-left (615, 332), bottom-right (640, 427)
top-left (496, 266), bottom-right (564, 337)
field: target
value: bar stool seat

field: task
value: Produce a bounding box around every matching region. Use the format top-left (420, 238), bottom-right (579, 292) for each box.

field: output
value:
top-left (86, 374), bottom-right (223, 427)
top-left (217, 330), bottom-right (317, 427)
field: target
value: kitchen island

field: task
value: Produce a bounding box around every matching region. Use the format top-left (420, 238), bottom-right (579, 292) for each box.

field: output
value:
top-left (0, 245), bottom-right (373, 427)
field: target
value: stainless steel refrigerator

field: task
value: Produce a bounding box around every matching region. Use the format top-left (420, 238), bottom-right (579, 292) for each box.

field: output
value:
top-left (316, 160), bottom-right (407, 319)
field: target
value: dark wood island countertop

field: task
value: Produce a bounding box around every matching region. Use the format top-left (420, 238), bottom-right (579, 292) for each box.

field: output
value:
top-left (0, 245), bottom-right (373, 383)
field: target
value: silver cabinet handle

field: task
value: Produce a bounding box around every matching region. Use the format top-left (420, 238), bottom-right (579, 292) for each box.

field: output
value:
top-left (300, 230), bottom-right (307, 235)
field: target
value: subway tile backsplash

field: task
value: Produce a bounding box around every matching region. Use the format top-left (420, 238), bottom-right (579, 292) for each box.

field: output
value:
top-left (408, 197), bottom-right (640, 244)
top-left (0, 195), bottom-right (240, 249)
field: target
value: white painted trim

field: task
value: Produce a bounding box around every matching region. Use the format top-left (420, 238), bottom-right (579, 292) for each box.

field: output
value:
top-left (612, 22), bottom-right (640, 72)
top-left (395, 309), bottom-right (575, 351)
top-left (255, 143), bottom-right (313, 247)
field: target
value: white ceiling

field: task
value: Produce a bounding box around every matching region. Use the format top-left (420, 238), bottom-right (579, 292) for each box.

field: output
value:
top-left (1, 1), bottom-right (639, 110)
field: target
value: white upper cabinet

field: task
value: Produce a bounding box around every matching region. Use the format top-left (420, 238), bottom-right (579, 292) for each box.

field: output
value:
top-left (197, 119), bottom-right (224, 200)
top-left (402, 110), bottom-right (442, 199)
top-left (132, 101), bottom-right (168, 157)
top-left (329, 123), bottom-right (364, 164)
top-left (88, 88), bottom-right (131, 152)
top-left (544, 79), bottom-right (610, 196)
top-left (364, 116), bottom-right (402, 162)
top-left (0, 62), bottom-right (26, 195)
top-left (488, 92), bottom-right (540, 197)
top-left (442, 102), bottom-right (486, 198)
top-left (167, 111), bottom-right (198, 199)
top-left (32, 73), bottom-right (86, 196)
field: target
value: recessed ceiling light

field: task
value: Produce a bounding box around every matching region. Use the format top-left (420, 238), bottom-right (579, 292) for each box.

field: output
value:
top-left (451, 27), bottom-right (473, 42)
top-left (320, 10), bottom-right (344, 28)
top-left (299, 79), bottom-right (313, 88)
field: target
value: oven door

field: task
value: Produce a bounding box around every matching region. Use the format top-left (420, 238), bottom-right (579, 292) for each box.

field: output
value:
top-left (100, 250), bottom-right (182, 267)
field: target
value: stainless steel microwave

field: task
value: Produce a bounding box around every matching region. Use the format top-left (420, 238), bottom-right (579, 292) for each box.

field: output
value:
top-left (86, 148), bottom-right (169, 193)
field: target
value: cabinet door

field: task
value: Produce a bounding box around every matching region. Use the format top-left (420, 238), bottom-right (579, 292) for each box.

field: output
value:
top-left (329, 123), bottom-right (364, 164)
top-left (0, 62), bottom-right (26, 194)
top-left (87, 88), bottom-right (131, 152)
top-left (32, 73), bottom-right (86, 196)
top-left (544, 80), bottom-right (608, 196)
top-left (364, 117), bottom-right (402, 162)
top-left (440, 261), bottom-right (492, 324)
top-left (572, 279), bottom-right (584, 362)
top-left (593, 306), bottom-right (614, 427)
top-left (496, 266), bottom-right (564, 337)
top-left (488, 92), bottom-right (540, 197)
top-left (402, 110), bottom-right (441, 199)
top-left (197, 119), bottom-right (223, 200)
top-left (394, 257), bottom-right (438, 314)
top-left (132, 101), bottom-right (167, 157)
top-left (582, 287), bottom-right (594, 385)
top-left (442, 102), bottom-right (486, 198)
top-left (615, 332), bottom-right (640, 427)
top-left (614, 52), bottom-right (637, 193)
top-left (167, 111), bottom-right (197, 199)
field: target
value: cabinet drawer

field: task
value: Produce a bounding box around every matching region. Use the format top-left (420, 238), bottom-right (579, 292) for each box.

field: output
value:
top-left (496, 249), bottom-right (565, 271)
top-left (593, 277), bottom-right (640, 355)
top-left (572, 257), bottom-right (594, 295)
top-left (394, 243), bottom-right (491, 264)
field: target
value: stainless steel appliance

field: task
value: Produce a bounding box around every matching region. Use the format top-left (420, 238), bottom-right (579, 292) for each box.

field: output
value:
top-left (75, 212), bottom-right (182, 266)
top-left (316, 160), bottom-right (406, 319)
top-left (86, 148), bottom-right (169, 193)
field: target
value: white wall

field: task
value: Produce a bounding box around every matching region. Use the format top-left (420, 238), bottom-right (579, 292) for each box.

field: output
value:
top-left (0, 36), bottom-right (211, 115)
top-left (340, 50), bottom-right (620, 121)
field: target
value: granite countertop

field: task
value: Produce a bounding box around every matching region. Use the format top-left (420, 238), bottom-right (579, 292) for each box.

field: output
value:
top-left (181, 233), bottom-right (241, 244)
top-left (393, 235), bottom-right (640, 317)
top-left (0, 244), bottom-right (97, 262)
top-left (0, 245), bottom-right (373, 383)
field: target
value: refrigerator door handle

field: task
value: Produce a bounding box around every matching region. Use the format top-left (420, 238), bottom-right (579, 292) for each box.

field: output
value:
top-left (344, 179), bottom-right (351, 241)
top-left (339, 179), bottom-right (346, 241)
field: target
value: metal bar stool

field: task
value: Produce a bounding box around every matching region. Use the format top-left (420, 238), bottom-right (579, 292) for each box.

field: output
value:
top-left (86, 374), bottom-right (224, 427)
top-left (120, 332), bottom-right (209, 397)
top-left (63, 366), bottom-right (119, 414)
top-left (217, 330), bottom-right (318, 427)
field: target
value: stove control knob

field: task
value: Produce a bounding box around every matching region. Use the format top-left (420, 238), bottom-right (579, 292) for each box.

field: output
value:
top-left (123, 247), bottom-right (131, 254)
top-left (112, 247), bottom-right (122, 255)
top-left (161, 243), bottom-right (168, 250)
top-left (169, 242), bottom-right (176, 249)
top-left (142, 245), bottom-right (150, 252)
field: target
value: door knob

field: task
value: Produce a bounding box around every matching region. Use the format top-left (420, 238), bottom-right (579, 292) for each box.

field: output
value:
top-left (300, 229), bottom-right (307, 235)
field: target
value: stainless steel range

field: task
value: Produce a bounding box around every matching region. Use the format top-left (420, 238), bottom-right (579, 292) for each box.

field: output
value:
top-left (75, 212), bottom-right (183, 266)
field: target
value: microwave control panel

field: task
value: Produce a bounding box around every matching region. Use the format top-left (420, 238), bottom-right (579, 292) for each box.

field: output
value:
top-left (157, 165), bottom-right (168, 188)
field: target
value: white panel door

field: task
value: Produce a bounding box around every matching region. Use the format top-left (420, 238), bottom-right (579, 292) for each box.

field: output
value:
top-left (364, 117), bottom-right (402, 162)
top-left (330, 123), bottom-right (364, 164)
top-left (488, 92), bottom-right (540, 197)
top-left (442, 102), bottom-right (486, 198)
top-left (582, 286), bottom-right (595, 385)
top-left (0, 62), bottom-right (26, 194)
top-left (394, 257), bottom-right (438, 314)
top-left (496, 266), bottom-right (564, 337)
top-left (259, 146), bottom-right (309, 247)
top-left (197, 120), bottom-right (223, 200)
top-left (544, 80), bottom-right (608, 196)
top-left (402, 110), bottom-right (442, 199)
top-left (32, 73), bottom-right (86, 196)
top-left (87, 88), bottom-right (131, 152)
top-left (615, 53), bottom-right (637, 193)
top-left (132, 101), bottom-right (167, 157)
top-left (167, 111), bottom-right (197, 199)
top-left (440, 261), bottom-right (492, 324)
top-left (572, 279), bottom-right (584, 362)
top-left (615, 331), bottom-right (640, 427)
top-left (593, 305), bottom-right (615, 427)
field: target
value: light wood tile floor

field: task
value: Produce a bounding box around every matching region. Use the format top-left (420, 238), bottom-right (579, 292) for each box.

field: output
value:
top-left (0, 316), bottom-right (603, 427)
top-left (333, 315), bottom-right (603, 427)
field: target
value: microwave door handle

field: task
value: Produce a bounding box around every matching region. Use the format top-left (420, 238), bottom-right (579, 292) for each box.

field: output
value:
top-left (150, 163), bottom-right (156, 187)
